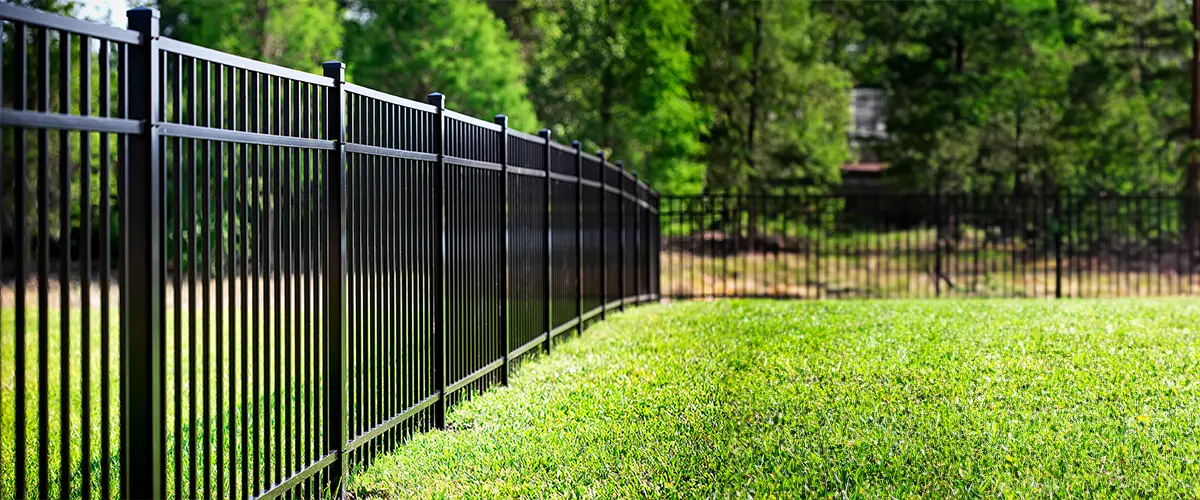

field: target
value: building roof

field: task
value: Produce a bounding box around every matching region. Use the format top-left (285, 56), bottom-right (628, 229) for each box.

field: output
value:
top-left (841, 162), bottom-right (886, 173)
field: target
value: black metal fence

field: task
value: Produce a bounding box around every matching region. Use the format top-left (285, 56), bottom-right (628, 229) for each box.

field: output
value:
top-left (662, 192), bottom-right (1200, 299)
top-left (0, 4), bottom-right (660, 499)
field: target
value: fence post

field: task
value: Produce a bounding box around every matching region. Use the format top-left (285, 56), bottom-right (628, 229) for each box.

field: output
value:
top-left (539, 129), bottom-right (553, 352)
top-left (573, 141), bottom-right (584, 332)
top-left (597, 151), bottom-right (607, 320)
top-left (124, 7), bottom-right (163, 498)
top-left (321, 60), bottom-right (349, 498)
top-left (495, 115), bottom-right (511, 385)
top-left (428, 93), bottom-right (448, 428)
top-left (617, 161), bottom-right (627, 311)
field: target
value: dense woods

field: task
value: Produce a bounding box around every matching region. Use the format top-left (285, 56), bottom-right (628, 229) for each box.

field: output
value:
top-left (7, 0), bottom-right (1200, 197)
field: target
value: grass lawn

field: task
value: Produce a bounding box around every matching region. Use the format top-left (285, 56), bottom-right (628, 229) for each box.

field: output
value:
top-left (1, 302), bottom-right (323, 499)
top-left (352, 299), bottom-right (1200, 498)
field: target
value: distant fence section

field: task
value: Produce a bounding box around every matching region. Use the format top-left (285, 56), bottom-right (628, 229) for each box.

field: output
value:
top-left (662, 192), bottom-right (1200, 299)
top-left (0, 4), bottom-right (659, 499)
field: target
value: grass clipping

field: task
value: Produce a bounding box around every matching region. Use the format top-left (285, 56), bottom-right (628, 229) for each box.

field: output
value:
top-left (353, 299), bottom-right (1200, 497)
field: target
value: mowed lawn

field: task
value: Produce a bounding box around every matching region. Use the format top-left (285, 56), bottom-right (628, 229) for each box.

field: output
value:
top-left (352, 299), bottom-right (1200, 498)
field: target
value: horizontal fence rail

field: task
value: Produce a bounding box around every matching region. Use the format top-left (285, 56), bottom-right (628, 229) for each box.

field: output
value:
top-left (663, 192), bottom-right (1200, 300)
top-left (0, 4), bottom-right (660, 499)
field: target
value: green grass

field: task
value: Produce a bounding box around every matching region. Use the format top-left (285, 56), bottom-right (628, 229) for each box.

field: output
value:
top-left (0, 299), bottom-right (326, 499)
top-left (0, 305), bottom-right (120, 499)
top-left (352, 299), bottom-right (1200, 498)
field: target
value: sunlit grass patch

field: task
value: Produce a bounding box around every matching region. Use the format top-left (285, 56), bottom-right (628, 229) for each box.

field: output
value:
top-left (354, 299), bottom-right (1200, 498)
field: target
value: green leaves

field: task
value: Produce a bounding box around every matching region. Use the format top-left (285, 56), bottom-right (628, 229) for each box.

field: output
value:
top-left (523, 0), bottom-right (707, 193)
top-left (823, 0), bottom-right (1191, 195)
top-left (138, 0), bottom-right (1200, 195)
top-left (159, 0), bottom-right (342, 74)
top-left (343, 0), bottom-right (539, 132)
top-left (691, 0), bottom-right (852, 193)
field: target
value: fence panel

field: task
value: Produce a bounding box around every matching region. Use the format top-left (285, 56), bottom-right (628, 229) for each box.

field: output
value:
top-left (662, 192), bottom-right (1199, 300)
top-left (506, 130), bottom-right (549, 366)
top-left (443, 110), bottom-right (505, 407)
top-left (153, 34), bottom-right (339, 498)
top-left (621, 171), bottom-right (636, 304)
top-left (339, 85), bottom-right (442, 481)
top-left (0, 5), bottom-right (140, 498)
top-left (549, 142), bottom-right (579, 336)
top-left (1, 4), bottom-right (661, 498)
top-left (579, 153), bottom-right (605, 321)
top-left (603, 162), bottom-right (623, 310)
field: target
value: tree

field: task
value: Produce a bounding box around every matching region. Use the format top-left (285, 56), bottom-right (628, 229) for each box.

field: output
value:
top-left (691, 0), bottom-right (851, 192)
top-left (1055, 0), bottom-right (1188, 195)
top-left (819, 0), bottom-right (1189, 196)
top-left (157, 0), bottom-right (342, 74)
top-left (522, 0), bottom-right (707, 194)
top-left (835, 1), bottom-right (1064, 193)
top-left (342, 0), bottom-right (539, 132)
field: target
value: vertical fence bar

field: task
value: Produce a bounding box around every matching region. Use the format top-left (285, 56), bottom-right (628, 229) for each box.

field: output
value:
top-left (1187, 195), bottom-right (1193, 295)
top-left (0, 16), bottom-right (5, 497)
top-left (1156, 195), bottom-right (1163, 296)
top-left (495, 115), bottom-right (510, 385)
top-left (632, 172), bottom-right (641, 302)
top-left (198, 58), bottom-right (212, 500)
top-left (321, 60), bottom-right (348, 498)
top-left (934, 189), bottom-right (942, 297)
top-left (617, 161), bottom-right (626, 309)
top-left (184, 54), bottom-right (198, 500)
top-left (78, 32), bottom-right (94, 500)
top-left (10, 19), bottom-right (26, 494)
top-left (650, 189), bottom-right (655, 299)
top-left (1068, 194), bottom-right (1077, 298)
top-left (1054, 193), bottom-right (1063, 298)
top-left (11, 20), bottom-right (27, 497)
top-left (267, 73), bottom-right (279, 490)
top-left (170, 50), bottom-right (184, 500)
top-left (539, 129), bottom-right (553, 352)
top-left (574, 141), bottom-right (584, 330)
top-left (598, 151), bottom-right (607, 319)
top-left (57, 27), bottom-right (73, 498)
top-left (654, 193), bottom-right (661, 299)
top-left (124, 7), bottom-right (164, 499)
top-left (428, 92), bottom-right (448, 428)
top-left (220, 61), bottom-right (236, 498)
top-left (237, 65), bottom-right (251, 500)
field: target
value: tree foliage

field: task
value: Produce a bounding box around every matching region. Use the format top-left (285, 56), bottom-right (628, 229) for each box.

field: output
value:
top-left (343, 0), bottom-right (539, 132)
top-left (520, 0), bottom-right (707, 194)
top-left (691, 0), bottom-right (851, 192)
top-left (158, 0), bottom-right (342, 74)
top-left (24, 0), bottom-right (1200, 197)
top-left (820, 0), bottom-right (1192, 195)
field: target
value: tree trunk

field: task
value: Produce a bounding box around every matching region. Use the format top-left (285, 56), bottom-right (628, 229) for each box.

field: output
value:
top-left (954, 35), bottom-right (965, 74)
top-left (746, 4), bottom-right (763, 177)
top-left (1187, 0), bottom-right (1200, 251)
top-left (257, 0), bottom-right (270, 60)
top-left (599, 0), bottom-right (616, 152)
